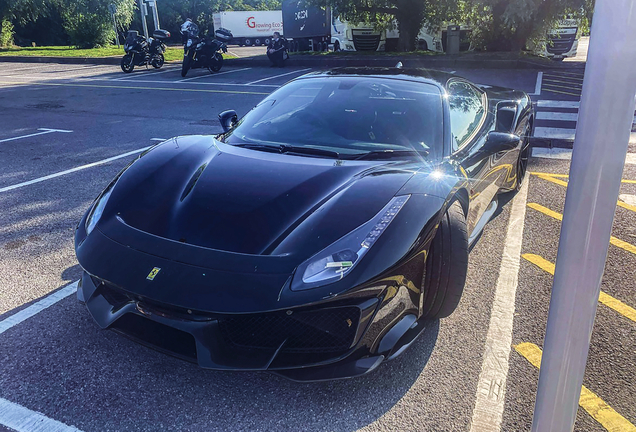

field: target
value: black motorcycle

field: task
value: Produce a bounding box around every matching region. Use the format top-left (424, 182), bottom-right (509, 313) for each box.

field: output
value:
top-left (121, 29), bottom-right (170, 73)
top-left (180, 25), bottom-right (231, 77)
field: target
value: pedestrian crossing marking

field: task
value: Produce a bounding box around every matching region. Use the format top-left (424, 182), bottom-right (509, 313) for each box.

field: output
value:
top-left (536, 100), bottom-right (580, 108)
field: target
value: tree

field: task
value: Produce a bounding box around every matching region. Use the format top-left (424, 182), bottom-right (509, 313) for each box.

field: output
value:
top-left (318, 0), bottom-right (460, 51)
top-left (58, 0), bottom-right (135, 48)
top-left (463, 0), bottom-right (594, 51)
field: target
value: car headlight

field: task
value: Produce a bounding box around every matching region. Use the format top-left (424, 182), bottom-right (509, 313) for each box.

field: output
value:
top-left (291, 195), bottom-right (410, 291)
top-left (85, 186), bottom-right (114, 235)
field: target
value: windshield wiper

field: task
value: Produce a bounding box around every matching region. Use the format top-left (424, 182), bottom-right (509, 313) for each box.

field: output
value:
top-left (354, 149), bottom-right (429, 160)
top-left (279, 145), bottom-right (340, 159)
top-left (232, 143), bottom-right (282, 153)
top-left (232, 143), bottom-right (340, 159)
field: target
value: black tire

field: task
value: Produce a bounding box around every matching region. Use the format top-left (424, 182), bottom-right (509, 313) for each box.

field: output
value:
top-left (244, 38), bottom-right (252, 46)
top-left (181, 55), bottom-right (191, 77)
top-left (254, 38), bottom-right (262, 46)
top-left (151, 54), bottom-right (164, 69)
top-left (422, 200), bottom-right (468, 319)
top-left (208, 53), bottom-right (223, 72)
top-left (418, 39), bottom-right (429, 51)
top-left (264, 38), bottom-right (271, 46)
top-left (333, 40), bottom-right (340, 52)
top-left (515, 121), bottom-right (532, 191)
top-left (120, 54), bottom-right (134, 73)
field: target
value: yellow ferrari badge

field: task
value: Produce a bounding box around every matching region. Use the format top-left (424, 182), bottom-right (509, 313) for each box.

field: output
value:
top-left (146, 267), bottom-right (161, 280)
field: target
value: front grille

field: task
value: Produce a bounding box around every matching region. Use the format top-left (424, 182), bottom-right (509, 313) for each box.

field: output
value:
top-left (111, 314), bottom-right (198, 360)
top-left (353, 35), bottom-right (381, 51)
top-left (219, 307), bottom-right (360, 354)
top-left (97, 280), bottom-right (131, 306)
top-left (547, 34), bottom-right (576, 54)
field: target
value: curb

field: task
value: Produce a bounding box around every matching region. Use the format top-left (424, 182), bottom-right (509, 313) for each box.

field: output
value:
top-left (0, 53), bottom-right (586, 70)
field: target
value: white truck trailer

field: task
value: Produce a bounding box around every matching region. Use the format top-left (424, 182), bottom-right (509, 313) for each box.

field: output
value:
top-left (213, 11), bottom-right (283, 46)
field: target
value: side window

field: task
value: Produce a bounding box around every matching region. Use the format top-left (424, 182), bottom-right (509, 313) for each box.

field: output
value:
top-left (448, 81), bottom-right (485, 149)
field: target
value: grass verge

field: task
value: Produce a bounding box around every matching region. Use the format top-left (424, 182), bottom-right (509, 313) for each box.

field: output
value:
top-left (0, 46), bottom-right (237, 62)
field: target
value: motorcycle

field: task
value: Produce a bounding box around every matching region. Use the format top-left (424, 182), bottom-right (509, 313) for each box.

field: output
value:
top-left (121, 29), bottom-right (170, 73)
top-left (180, 23), bottom-right (231, 77)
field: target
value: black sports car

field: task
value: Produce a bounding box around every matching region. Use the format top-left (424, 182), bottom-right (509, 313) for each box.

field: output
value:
top-left (75, 67), bottom-right (533, 381)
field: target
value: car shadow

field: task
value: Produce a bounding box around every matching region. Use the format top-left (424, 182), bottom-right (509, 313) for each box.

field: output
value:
top-left (0, 295), bottom-right (440, 432)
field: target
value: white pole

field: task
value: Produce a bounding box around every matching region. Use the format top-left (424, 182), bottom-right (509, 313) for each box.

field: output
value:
top-left (150, 0), bottom-right (160, 31)
top-left (531, 0), bottom-right (636, 431)
top-left (112, 13), bottom-right (120, 48)
top-left (138, 0), bottom-right (149, 39)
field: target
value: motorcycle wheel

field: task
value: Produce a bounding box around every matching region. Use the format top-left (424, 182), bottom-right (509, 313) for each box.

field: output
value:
top-left (121, 54), bottom-right (134, 73)
top-left (151, 54), bottom-right (164, 69)
top-left (208, 53), bottom-right (223, 72)
top-left (181, 55), bottom-right (191, 77)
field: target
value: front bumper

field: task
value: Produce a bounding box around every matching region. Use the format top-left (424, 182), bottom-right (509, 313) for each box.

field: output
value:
top-left (79, 272), bottom-right (389, 381)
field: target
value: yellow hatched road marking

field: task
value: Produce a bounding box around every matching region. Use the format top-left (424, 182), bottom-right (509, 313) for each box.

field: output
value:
top-left (532, 174), bottom-right (636, 213)
top-left (529, 173), bottom-right (636, 184)
top-left (514, 343), bottom-right (636, 432)
top-left (527, 203), bottom-right (636, 256)
top-left (534, 173), bottom-right (569, 187)
top-left (0, 80), bottom-right (270, 95)
top-left (522, 254), bottom-right (636, 323)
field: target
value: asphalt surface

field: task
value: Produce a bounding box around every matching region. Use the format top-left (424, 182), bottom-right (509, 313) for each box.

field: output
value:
top-left (0, 61), bottom-right (634, 432)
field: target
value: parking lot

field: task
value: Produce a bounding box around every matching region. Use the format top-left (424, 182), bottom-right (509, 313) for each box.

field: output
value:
top-left (0, 61), bottom-right (634, 432)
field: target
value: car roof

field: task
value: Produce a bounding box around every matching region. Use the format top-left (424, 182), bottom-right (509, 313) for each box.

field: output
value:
top-left (299, 67), bottom-right (456, 88)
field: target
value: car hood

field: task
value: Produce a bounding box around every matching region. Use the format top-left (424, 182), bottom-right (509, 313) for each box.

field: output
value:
top-left (102, 136), bottom-right (421, 258)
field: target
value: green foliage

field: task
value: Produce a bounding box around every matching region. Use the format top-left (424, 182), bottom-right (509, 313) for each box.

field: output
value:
top-left (461, 0), bottom-right (594, 51)
top-left (0, 18), bottom-right (14, 46)
top-left (58, 0), bottom-right (135, 48)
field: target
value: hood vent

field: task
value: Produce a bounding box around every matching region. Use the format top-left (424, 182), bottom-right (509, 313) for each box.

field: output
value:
top-left (180, 163), bottom-right (207, 202)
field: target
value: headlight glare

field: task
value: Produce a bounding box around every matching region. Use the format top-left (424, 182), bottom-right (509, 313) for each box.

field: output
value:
top-left (293, 195), bottom-right (410, 291)
top-left (85, 187), bottom-right (113, 235)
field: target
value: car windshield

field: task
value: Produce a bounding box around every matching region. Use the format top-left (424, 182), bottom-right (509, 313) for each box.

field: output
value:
top-left (221, 77), bottom-right (444, 159)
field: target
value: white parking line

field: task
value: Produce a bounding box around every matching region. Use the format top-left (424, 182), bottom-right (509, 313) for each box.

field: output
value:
top-left (469, 178), bottom-right (529, 432)
top-left (0, 146), bottom-right (151, 193)
top-left (246, 68), bottom-right (312, 85)
top-left (177, 67), bottom-right (252, 83)
top-left (0, 281), bottom-right (78, 335)
top-left (71, 77), bottom-right (280, 88)
top-left (113, 66), bottom-right (181, 80)
top-left (530, 72), bottom-right (543, 96)
top-left (0, 397), bottom-right (83, 432)
top-left (0, 128), bottom-right (72, 144)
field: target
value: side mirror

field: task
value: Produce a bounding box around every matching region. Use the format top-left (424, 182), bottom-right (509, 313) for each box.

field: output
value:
top-left (484, 131), bottom-right (520, 154)
top-left (218, 110), bottom-right (238, 132)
